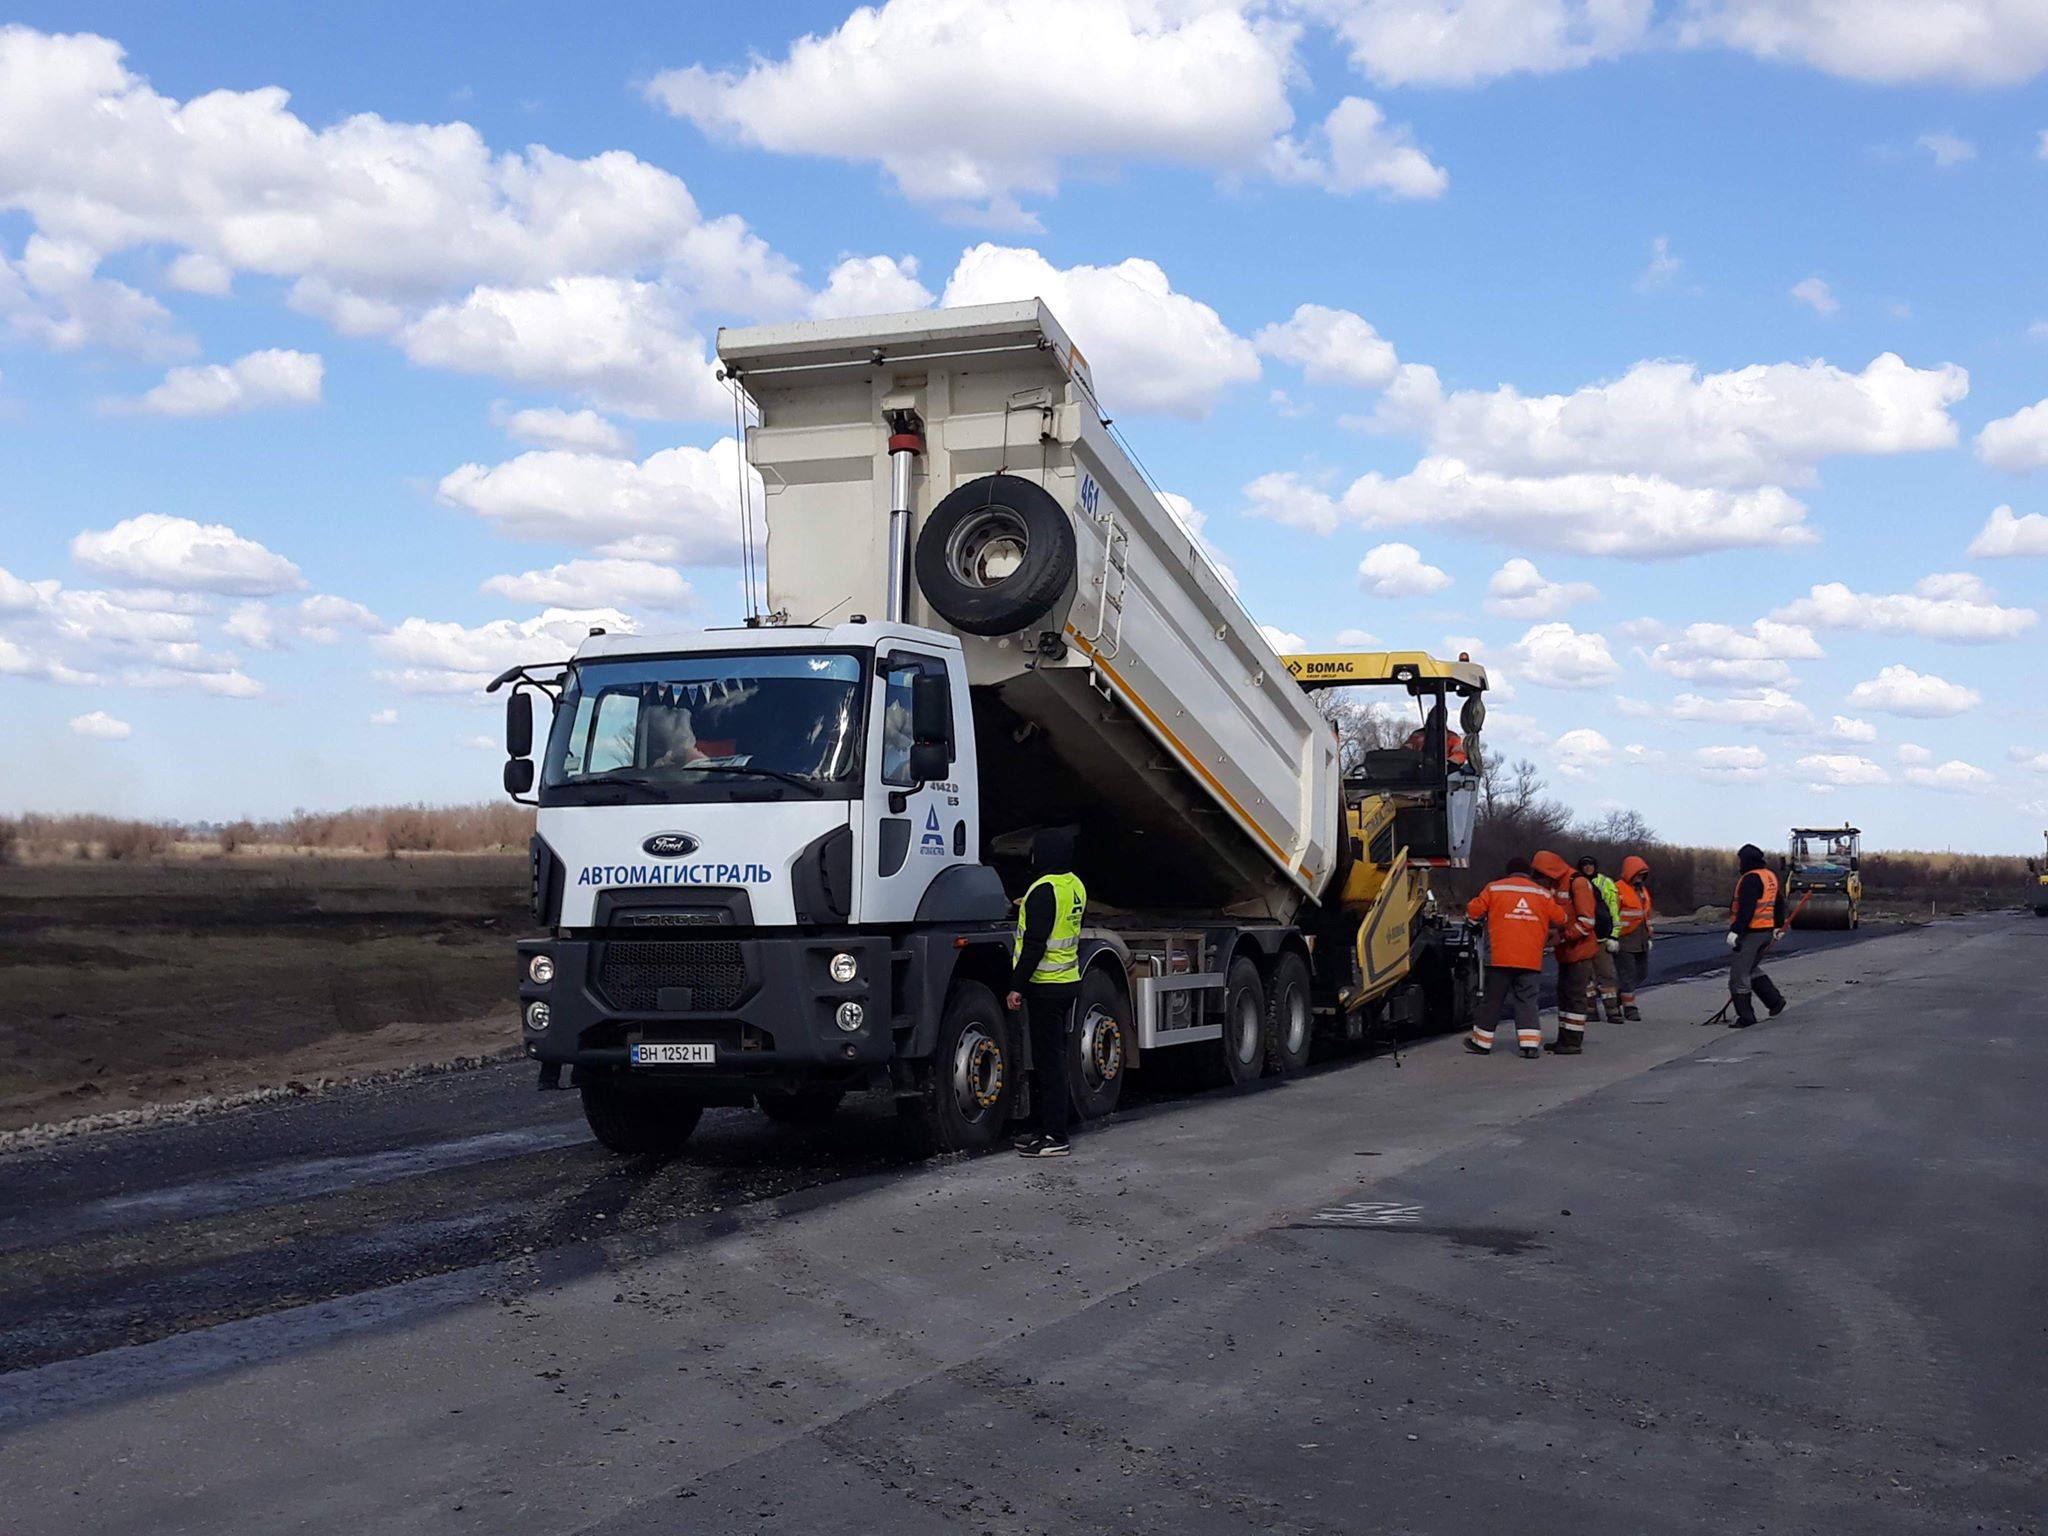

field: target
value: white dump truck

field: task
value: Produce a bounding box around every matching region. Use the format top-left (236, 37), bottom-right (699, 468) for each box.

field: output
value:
top-left (495, 302), bottom-right (1488, 1152)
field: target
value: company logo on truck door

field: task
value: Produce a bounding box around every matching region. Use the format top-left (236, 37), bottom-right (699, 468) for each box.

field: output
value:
top-left (920, 806), bottom-right (946, 854)
top-left (641, 831), bottom-right (700, 857)
top-left (577, 860), bottom-right (774, 887)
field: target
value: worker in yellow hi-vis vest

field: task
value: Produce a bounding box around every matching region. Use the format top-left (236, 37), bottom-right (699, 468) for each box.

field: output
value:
top-left (1007, 826), bottom-right (1086, 1159)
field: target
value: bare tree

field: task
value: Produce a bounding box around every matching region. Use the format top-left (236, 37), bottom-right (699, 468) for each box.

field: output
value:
top-left (1316, 690), bottom-right (1409, 774)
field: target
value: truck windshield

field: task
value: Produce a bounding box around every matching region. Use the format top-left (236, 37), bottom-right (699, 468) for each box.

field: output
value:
top-left (540, 651), bottom-right (865, 804)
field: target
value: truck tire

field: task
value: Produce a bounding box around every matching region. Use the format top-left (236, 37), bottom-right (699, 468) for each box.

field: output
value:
top-left (1069, 968), bottom-right (1129, 1121)
top-left (919, 979), bottom-right (1015, 1152)
top-left (756, 1087), bottom-right (844, 1125)
top-left (579, 1078), bottom-right (704, 1155)
top-left (914, 474), bottom-right (1076, 637)
top-left (1211, 956), bottom-right (1266, 1088)
top-left (1263, 952), bottom-right (1314, 1077)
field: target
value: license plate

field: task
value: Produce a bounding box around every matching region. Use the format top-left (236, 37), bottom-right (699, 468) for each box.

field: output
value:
top-left (631, 1042), bottom-right (716, 1066)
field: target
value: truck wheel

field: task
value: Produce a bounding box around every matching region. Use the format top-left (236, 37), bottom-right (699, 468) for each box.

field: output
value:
top-left (579, 1078), bottom-right (704, 1155)
top-left (1069, 968), bottom-right (1129, 1120)
top-left (914, 474), bottom-right (1077, 637)
top-left (1263, 952), bottom-right (1314, 1077)
top-left (1211, 957), bottom-right (1266, 1088)
top-left (756, 1087), bottom-right (844, 1125)
top-left (921, 980), bottom-right (1014, 1152)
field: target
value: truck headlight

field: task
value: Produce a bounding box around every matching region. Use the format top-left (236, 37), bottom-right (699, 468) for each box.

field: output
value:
top-left (835, 1001), bottom-right (865, 1032)
top-left (527, 954), bottom-right (556, 986)
top-left (524, 1001), bottom-right (551, 1032)
top-left (829, 952), bottom-right (859, 984)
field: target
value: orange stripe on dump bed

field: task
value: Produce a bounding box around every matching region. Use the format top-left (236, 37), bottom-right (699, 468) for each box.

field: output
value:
top-left (1063, 626), bottom-right (1310, 888)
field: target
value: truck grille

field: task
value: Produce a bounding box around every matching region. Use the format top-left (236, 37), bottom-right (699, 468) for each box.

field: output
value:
top-left (594, 939), bottom-right (747, 1012)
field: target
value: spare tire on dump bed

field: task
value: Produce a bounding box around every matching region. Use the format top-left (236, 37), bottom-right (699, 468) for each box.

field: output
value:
top-left (914, 473), bottom-right (1076, 637)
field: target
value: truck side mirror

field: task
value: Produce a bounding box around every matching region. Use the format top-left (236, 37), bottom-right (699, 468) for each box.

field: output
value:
top-left (910, 673), bottom-right (951, 755)
top-left (503, 758), bottom-right (535, 795)
top-left (908, 740), bottom-right (949, 782)
top-left (506, 691), bottom-right (533, 758)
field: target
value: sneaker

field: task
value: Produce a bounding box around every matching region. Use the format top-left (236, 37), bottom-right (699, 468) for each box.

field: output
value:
top-left (1012, 1133), bottom-right (1047, 1154)
top-left (1021, 1137), bottom-right (1071, 1158)
top-left (1463, 1039), bottom-right (1491, 1055)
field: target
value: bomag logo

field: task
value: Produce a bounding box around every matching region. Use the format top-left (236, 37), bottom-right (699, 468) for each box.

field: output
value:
top-left (1286, 659), bottom-right (1354, 678)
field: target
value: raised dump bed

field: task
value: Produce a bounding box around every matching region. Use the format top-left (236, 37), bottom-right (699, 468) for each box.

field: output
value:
top-left (718, 302), bottom-right (1339, 920)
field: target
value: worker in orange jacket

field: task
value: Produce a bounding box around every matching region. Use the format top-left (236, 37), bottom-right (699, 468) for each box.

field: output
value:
top-left (1464, 856), bottom-right (1566, 1058)
top-left (1532, 849), bottom-right (1599, 1054)
top-left (1614, 855), bottom-right (1653, 1020)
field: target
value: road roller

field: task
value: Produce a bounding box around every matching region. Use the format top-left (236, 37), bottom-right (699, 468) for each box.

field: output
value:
top-left (1786, 825), bottom-right (1863, 929)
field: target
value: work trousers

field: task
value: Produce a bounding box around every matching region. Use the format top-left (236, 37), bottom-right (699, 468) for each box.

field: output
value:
top-left (1615, 945), bottom-right (1650, 1006)
top-left (1591, 944), bottom-right (1621, 1017)
top-left (1469, 966), bottom-right (1541, 1053)
top-left (1727, 931), bottom-right (1784, 1023)
top-left (1024, 984), bottom-right (1077, 1140)
top-left (1555, 956), bottom-right (1596, 1042)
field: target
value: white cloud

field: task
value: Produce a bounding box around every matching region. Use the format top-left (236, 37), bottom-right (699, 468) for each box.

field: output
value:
top-left (1382, 353), bottom-right (1964, 489)
top-left (1646, 618), bottom-right (1823, 687)
top-left (1916, 130), bottom-right (1976, 167)
top-left (71, 513), bottom-right (302, 596)
top-left (436, 440), bottom-right (748, 565)
top-left (68, 709), bottom-right (131, 740)
top-left (1254, 304), bottom-right (1399, 389)
top-left (2008, 747), bottom-right (2048, 773)
top-left (1246, 459), bottom-right (1816, 558)
top-left (1846, 664), bottom-right (1982, 718)
top-left (1829, 714), bottom-right (1877, 743)
top-left (373, 607), bottom-right (636, 694)
top-left (1266, 95), bottom-right (1449, 200)
top-left (121, 665), bottom-right (263, 698)
top-left (223, 594), bottom-right (382, 650)
top-left (1793, 752), bottom-right (1887, 786)
top-left (1975, 397), bottom-right (2048, 473)
top-left (1669, 688), bottom-right (1814, 733)
top-left (1905, 758), bottom-right (1994, 792)
top-left (127, 349), bottom-right (322, 417)
top-left (1968, 504), bottom-right (2048, 558)
top-left (1790, 276), bottom-right (1839, 316)
top-left (940, 244), bottom-right (1258, 418)
top-left (400, 278), bottom-right (729, 420)
top-left (650, 2), bottom-right (1442, 217)
top-left (1356, 541), bottom-right (1451, 597)
top-left (808, 254), bottom-right (934, 319)
top-left (1774, 573), bottom-right (2036, 642)
top-left (1484, 558), bottom-right (1597, 619)
top-left (0, 233), bottom-right (186, 356)
top-left (1694, 744), bottom-right (1770, 781)
top-left (1334, 626), bottom-right (1381, 647)
top-left (1314, 0), bottom-right (1654, 86)
top-left (481, 559), bottom-right (696, 612)
top-left (1680, 0), bottom-right (2048, 86)
top-left (0, 28), bottom-right (804, 308)
top-left (1258, 625), bottom-right (1307, 653)
top-left (1554, 726), bottom-right (1613, 780)
top-left (1636, 234), bottom-right (1682, 293)
top-left (369, 708), bottom-right (398, 727)
top-left (1506, 621), bottom-right (1619, 689)
top-left (1895, 741), bottom-right (1933, 764)
top-left (499, 406), bottom-right (632, 456)
top-left (0, 563), bottom-right (39, 615)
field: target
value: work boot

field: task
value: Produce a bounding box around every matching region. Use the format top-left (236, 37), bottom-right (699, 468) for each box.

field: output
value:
top-left (1601, 995), bottom-right (1623, 1024)
top-left (1463, 1038), bottom-right (1491, 1056)
top-left (1623, 1004), bottom-right (1642, 1022)
top-left (1547, 1028), bottom-right (1584, 1056)
top-left (1728, 993), bottom-right (1757, 1029)
top-left (1754, 976), bottom-right (1787, 1018)
top-left (1520, 1046), bottom-right (1541, 1060)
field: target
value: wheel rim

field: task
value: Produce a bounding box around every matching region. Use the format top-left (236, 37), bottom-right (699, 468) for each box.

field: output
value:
top-left (1282, 985), bottom-right (1309, 1057)
top-left (951, 1026), bottom-right (1005, 1122)
top-left (1234, 991), bottom-right (1262, 1064)
top-left (1080, 1005), bottom-right (1123, 1091)
top-left (944, 507), bottom-right (1029, 589)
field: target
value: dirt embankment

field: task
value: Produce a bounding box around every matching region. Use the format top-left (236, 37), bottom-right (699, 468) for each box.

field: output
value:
top-left (0, 854), bottom-right (532, 1133)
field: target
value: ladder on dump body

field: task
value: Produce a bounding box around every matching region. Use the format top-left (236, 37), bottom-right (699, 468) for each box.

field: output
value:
top-left (1084, 511), bottom-right (1131, 666)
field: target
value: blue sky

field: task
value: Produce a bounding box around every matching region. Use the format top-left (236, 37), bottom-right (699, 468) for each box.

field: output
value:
top-left (2, 2), bottom-right (2045, 851)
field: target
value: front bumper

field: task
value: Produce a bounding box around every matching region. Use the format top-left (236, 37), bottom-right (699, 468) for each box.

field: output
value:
top-left (517, 931), bottom-right (895, 1085)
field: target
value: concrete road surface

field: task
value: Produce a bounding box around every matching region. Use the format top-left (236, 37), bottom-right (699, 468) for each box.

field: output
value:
top-left (2, 915), bottom-right (2041, 1533)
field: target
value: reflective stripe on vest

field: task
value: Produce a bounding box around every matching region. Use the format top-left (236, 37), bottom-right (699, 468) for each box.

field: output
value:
top-left (1732, 867), bottom-right (1779, 930)
top-left (1014, 871), bottom-right (1087, 985)
top-left (1617, 880), bottom-right (1650, 933)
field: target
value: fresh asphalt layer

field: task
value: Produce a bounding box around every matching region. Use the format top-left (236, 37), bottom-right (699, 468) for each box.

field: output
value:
top-left (3, 914), bottom-right (2041, 1534)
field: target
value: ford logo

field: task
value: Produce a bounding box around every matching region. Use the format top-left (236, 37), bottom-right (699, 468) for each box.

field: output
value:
top-left (641, 832), bottom-right (700, 858)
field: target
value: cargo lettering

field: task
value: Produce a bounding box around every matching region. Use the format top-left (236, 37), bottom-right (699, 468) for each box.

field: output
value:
top-left (577, 862), bottom-right (775, 887)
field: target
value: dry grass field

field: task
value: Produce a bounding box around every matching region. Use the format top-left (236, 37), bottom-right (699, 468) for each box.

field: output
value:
top-left (0, 851), bottom-right (529, 1132)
